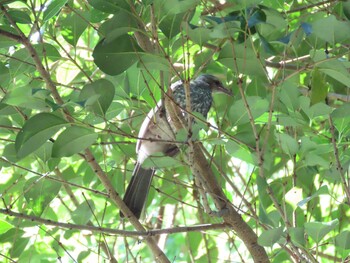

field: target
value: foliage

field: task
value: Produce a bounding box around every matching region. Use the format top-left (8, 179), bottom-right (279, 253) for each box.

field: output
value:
top-left (0, 0), bottom-right (350, 262)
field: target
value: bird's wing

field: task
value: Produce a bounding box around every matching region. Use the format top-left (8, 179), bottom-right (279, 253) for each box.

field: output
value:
top-left (136, 101), bottom-right (178, 163)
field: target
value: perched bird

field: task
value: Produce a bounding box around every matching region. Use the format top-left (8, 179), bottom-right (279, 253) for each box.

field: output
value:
top-left (121, 74), bottom-right (232, 219)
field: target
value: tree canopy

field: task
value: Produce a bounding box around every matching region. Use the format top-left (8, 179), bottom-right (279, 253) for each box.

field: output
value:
top-left (0, 0), bottom-right (350, 262)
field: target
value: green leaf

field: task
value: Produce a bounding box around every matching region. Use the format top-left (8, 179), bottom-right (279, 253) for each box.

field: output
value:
top-left (43, 0), bottom-right (68, 21)
top-left (79, 79), bottom-right (115, 116)
top-left (218, 43), bottom-right (266, 77)
top-left (259, 33), bottom-right (276, 54)
top-left (188, 232), bottom-right (201, 251)
top-left (225, 140), bottom-right (256, 164)
top-left (331, 103), bottom-right (350, 134)
top-left (52, 126), bottom-right (98, 157)
top-left (305, 219), bottom-right (339, 243)
top-left (229, 96), bottom-right (269, 125)
top-left (311, 50), bottom-right (350, 87)
top-left (310, 68), bottom-right (328, 105)
top-left (320, 68), bottom-right (350, 87)
top-left (258, 227), bottom-right (284, 246)
top-left (7, 10), bottom-right (31, 24)
top-left (3, 86), bottom-right (51, 110)
top-left (77, 251), bottom-right (91, 262)
top-left (24, 176), bottom-right (61, 216)
top-left (154, 0), bottom-right (199, 15)
top-left (0, 26), bottom-right (19, 48)
top-left (276, 133), bottom-right (299, 156)
top-left (185, 25), bottom-right (212, 45)
top-left (87, 0), bottom-right (130, 14)
top-left (2, 143), bottom-right (18, 163)
top-left (9, 44), bottom-right (61, 75)
top-left (335, 230), bottom-right (350, 250)
top-left (61, 11), bottom-right (89, 46)
top-left (0, 220), bottom-right (14, 235)
top-left (71, 200), bottom-right (95, 225)
top-left (93, 35), bottom-right (142, 75)
top-left (288, 227), bottom-right (305, 247)
top-left (143, 155), bottom-right (182, 169)
top-left (343, 0), bottom-right (350, 20)
top-left (159, 12), bottom-right (188, 39)
top-left (15, 113), bottom-right (68, 159)
top-left (33, 142), bottom-right (53, 162)
top-left (137, 54), bottom-right (170, 71)
top-left (311, 15), bottom-right (350, 44)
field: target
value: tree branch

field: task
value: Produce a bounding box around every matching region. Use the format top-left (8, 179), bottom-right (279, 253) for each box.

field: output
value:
top-left (0, 208), bottom-right (229, 236)
top-left (164, 84), bottom-right (269, 262)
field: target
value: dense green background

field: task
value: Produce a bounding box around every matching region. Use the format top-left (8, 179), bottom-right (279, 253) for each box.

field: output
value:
top-left (1, 0), bottom-right (350, 262)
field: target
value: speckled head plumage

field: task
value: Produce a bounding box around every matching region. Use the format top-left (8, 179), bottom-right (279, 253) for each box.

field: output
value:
top-left (194, 74), bottom-right (232, 96)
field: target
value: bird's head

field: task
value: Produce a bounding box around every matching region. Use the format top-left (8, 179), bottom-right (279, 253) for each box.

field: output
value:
top-left (195, 74), bottom-right (233, 96)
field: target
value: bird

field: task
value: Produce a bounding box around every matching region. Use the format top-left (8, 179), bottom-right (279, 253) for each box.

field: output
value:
top-left (121, 74), bottom-right (232, 219)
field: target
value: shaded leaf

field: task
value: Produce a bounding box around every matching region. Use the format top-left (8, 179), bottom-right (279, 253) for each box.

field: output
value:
top-left (93, 35), bottom-right (142, 75)
top-left (335, 230), bottom-right (350, 250)
top-left (71, 200), bottom-right (95, 225)
top-left (137, 54), bottom-right (170, 71)
top-left (311, 68), bottom-right (328, 105)
top-left (229, 96), bottom-right (269, 125)
top-left (15, 113), bottom-right (67, 159)
top-left (305, 219), bottom-right (339, 243)
top-left (311, 15), bottom-right (350, 44)
top-left (218, 43), bottom-right (266, 77)
top-left (87, 0), bottom-right (130, 14)
top-left (258, 227), bottom-right (284, 246)
top-left (61, 11), bottom-right (89, 46)
top-left (301, 22), bottom-right (312, 36)
top-left (276, 133), bottom-right (299, 156)
top-left (79, 79), bottom-right (115, 116)
top-left (7, 10), bottom-right (31, 24)
top-left (288, 227), bottom-right (306, 247)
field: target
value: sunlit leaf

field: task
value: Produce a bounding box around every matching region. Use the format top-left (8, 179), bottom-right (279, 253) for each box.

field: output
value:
top-left (52, 126), bottom-right (98, 157)
top-left (43, 0), bottom-right (68, 21)
top-left (24, 176), bottom-right (61, 216)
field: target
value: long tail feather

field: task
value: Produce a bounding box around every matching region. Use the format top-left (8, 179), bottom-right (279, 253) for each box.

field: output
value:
top-left (121, 163), bottom-right (155, 219)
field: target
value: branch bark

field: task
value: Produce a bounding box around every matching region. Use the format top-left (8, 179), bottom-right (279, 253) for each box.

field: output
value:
top-left (164, 87), bottom-right (269, 263)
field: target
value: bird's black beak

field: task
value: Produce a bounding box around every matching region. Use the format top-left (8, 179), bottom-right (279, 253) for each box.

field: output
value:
top-left (214, 84), bottom-right (233, 96)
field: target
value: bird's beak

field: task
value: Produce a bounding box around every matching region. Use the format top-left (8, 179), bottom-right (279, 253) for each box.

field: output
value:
top-left (215, 84), bottom-right (233, 96)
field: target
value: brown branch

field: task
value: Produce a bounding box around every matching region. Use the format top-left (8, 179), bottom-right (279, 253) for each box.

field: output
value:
top-left (285, 0), bottom-right (338, 14)
top-left (0, 28), bottom-right (22, 42)
top-left (164, 85), bottom-right (269, 262)
top-left (0, 208), bottom-right (229, 236)
top-left (328, 115), bottom-right (350, 203)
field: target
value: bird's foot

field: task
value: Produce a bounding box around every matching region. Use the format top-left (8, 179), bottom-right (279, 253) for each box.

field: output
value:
top-left (209, 208), bottom-right (229, 217)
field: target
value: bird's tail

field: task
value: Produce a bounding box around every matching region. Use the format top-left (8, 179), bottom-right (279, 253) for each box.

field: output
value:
top-left (120, 163), bottom-right (155, 219)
